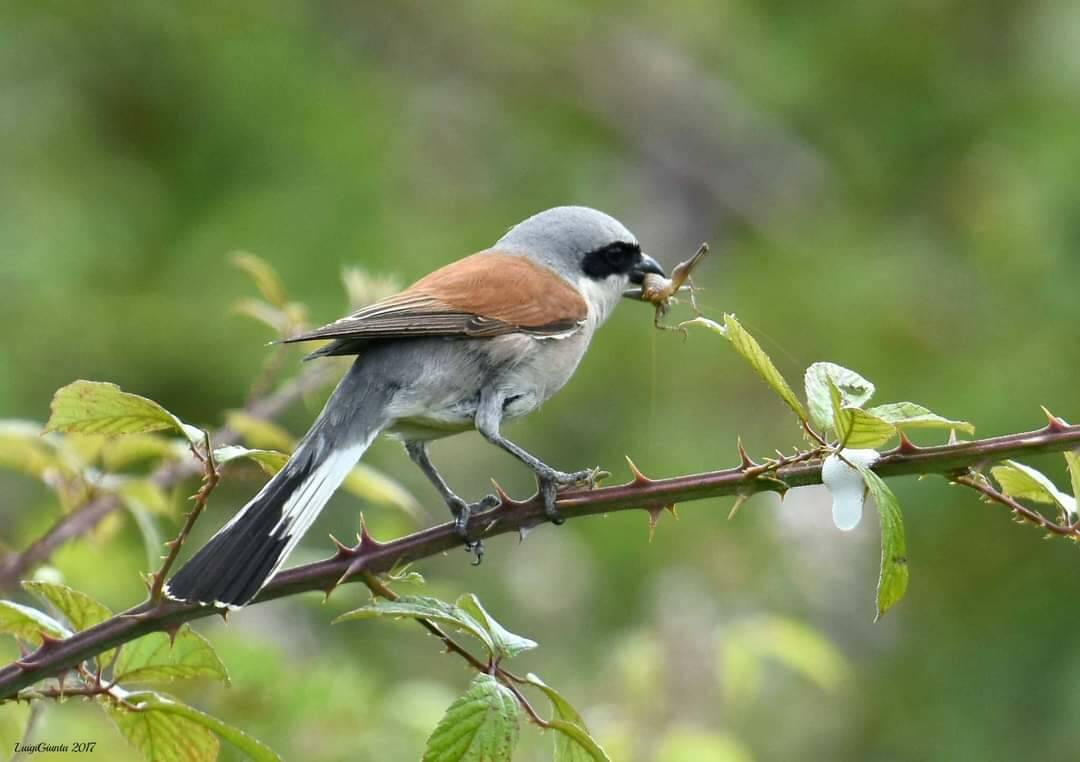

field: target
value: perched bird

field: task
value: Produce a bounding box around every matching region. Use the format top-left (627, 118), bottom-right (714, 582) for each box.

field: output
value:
top-left (165, 206), bottom-right (664, 607)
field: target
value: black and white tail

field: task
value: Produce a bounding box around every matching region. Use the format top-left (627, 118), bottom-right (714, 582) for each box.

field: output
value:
top-left (165, 361), bottom-right (392, 608)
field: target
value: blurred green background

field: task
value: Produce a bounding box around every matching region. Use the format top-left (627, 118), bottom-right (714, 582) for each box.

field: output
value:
top-left (2, 1), bottom-right (1080, 760)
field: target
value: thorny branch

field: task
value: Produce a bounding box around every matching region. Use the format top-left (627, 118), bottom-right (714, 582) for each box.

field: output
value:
top-left (0, 418), bottom-right (1078, 700)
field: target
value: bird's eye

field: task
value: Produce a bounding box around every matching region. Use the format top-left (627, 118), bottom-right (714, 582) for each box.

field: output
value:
top-left (582, 241), bottom-right (642, 280)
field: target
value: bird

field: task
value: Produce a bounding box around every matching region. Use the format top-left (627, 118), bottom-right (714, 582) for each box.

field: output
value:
top-left (164, 206), bottom-right (665, 607)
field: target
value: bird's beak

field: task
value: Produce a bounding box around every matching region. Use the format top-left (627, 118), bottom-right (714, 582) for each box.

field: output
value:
top-left (628, 253), bottom-right (666, 286)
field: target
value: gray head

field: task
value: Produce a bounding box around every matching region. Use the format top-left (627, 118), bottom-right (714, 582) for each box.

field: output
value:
top-left (496, 206), bottom-right (664, 290)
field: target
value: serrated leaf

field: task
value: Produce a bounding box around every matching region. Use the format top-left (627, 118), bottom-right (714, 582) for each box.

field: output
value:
top-left (855, 466), bottom-right (909, 620)
top-left (113, 628), bottom-right (229, 685)
top-left (22, 581), bottom-right (117, 667)
top-left (991, 461), bottom-right (1076, 520)
top-left (225, 411), bottom-right (296, 452)
top-left (105, 691), bottom-right (220, 762)
top-left (214, 445), bottom-right (289, 476)
top-left (45, 381), bottom-right (203, 446)
top-left (722, 315), bottom-right (807, 422)
top-left (423, 674), bottom-right (520, 762)
top-left (334, 596), bottom-right (495, 656)
top-left (865, 402), bottom-right (974, 435)
top-left (805, 362), bottom-right (876, 432)
top-left (110, 691), bottom-right (283, 762)
top-left (831, 394), bottom-right (897, 449)
top-left (525, 674), bottom-right (611, 762)
top-left (343, 464), bottom-right (426, 523)
top-left (1066, 452), bottom-right (1080, 504)
top-left (232, 252), bottom-right (288, 308)
top-left (101, 435), bottom-right (184, 471)
top-left (0, 600), bottom-right (71, 643)
top-left (117, 479), bottom-right (171, 515)
top-left (456, 594), bottom-right (537, 660)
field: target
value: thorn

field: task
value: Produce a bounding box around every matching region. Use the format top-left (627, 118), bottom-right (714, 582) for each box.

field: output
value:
top-left (947, 429), bottom-right (959, 445)
top-left (491, 479), bottom-right (514, 507)
top-left (219, 608), bottom-right (229, 623)
top-left (518, 525), bottom-right (531, 543)
top-left (625, 455), bottom-right (651, 485)
top-left (163, 623), bottom-right (181, 646)
top-left (737, 438), bottom-right (757, 470)
top-left (329, 533), bottom-right (356, 560)
top-left (1041, 405), bottom-right (1069, 432)
top-left (897, 431), bottom-right (920, 454)
top-left (758, 476), bottom-right (790, 499)
top-left (728, 493), bottom-right (750, 520)
top-left (357, 514), bottom-right (383, 552)
top-left (336, 556), bottom-right (367, 589)
top-left (665, 503), bottom-right (678, 519)
top-left (646, 505), bottom-right (665, 541)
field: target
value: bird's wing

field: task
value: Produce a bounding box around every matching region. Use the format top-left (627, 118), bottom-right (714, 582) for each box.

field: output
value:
top-left (283, 251), bottom-right (588, 346)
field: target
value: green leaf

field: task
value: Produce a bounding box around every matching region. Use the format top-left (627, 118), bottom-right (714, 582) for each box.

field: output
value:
top-left (525, 674), bottom-right (611, 762)
top-left (113, 627), bottom-right (229, 685)
top-left (232, 252), bottom-right (289, 308)
top-left (343, 463), bottom-right (426, 523)
top-left (22, 581), bottom-right (117, 667)
top-left (991, 461), bottom-right (1076, 519)
top-left (214, 445), bottom-right (289, 476)
top-left (22, 581), bottom-right (112, 632)
top-left (855, 467), bottom-right (909, 620)
top-left (830, 385), bottom-right (897, 448)
top-left (224, 411), bottom-right (296, 452)
top-left (117, 479), bottom-right (171, 515)
top-left (721, 315), bottom-right (808, 422)
top-left (455, 594), bottom-right (537, 660)
top-left (104, 691), bottom-right (220, 762)
top-left (422, 674), bottom-right (520, 762)
top-left (1066, 452), bottom-right (1080, 503)
top-left (805, 362), bottom-right (876, 432)
top-left (45, 381), bottom-right (203, 445)
top-left (865, 402), bottom-right (975, 435)
top-left (334, 596), bottom-right (496, 656)
top-left (0, 600), bottom-right (70, 643)
top-left (109, 691), bottom-right (283, 762)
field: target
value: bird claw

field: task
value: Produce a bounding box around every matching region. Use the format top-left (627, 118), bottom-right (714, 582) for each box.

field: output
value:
top-left (537, 465), bottom-right (607, 525)
top-left (449, 494), bottom-right (500, 566)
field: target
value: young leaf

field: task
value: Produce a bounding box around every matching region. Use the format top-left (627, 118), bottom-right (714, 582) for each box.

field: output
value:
top-left (865, 402), bottom-right (974, 435)
top-left (343, 464), bottom-right (426, 523)
top-left (334, 596), bottom-right (495, 656)
top-left (22, 581), bottom-right (112, 632)
top-left (113, 628), bottom-right (229, 685)
top-left (991, 461), bottom-right (1076, 520)
top-left (456, 594), bottom-right (538, 660)
top-left (231, 252), bottom-right (289, 308)
top-left (214, 445), bottom-right (289, 476)
top-left (0, 600), bottom-right (70, 643)
top-left (856, 466), bottom-right (909, 620)
top-left (45, 381), bottom-right (203, 445)
top-left (805, 362), bottom-right (876, 432)
top-left (722, 315), bottom-right (808, 422)
top-left (104, 691), bottom-right (220, 762)
top-left (22, 581), bottom-right (117, 667)
top-left (109, 691), bottom-right (283, 762)
top-left (831, 393), bottom-right (897, 449)
top-left (525, 674), bottom-right (611, 762)
top-left (423, 674), bottom-right (520, 762)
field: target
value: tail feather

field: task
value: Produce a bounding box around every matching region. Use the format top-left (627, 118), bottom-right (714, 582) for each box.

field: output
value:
top-left (165, 361), bottom-right (391, 608)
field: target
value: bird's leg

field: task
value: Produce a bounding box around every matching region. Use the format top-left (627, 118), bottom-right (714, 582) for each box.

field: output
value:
top-left (404, 440), bottom-right (498, 563)
top-left (474, 392), bottom-right (600, 525)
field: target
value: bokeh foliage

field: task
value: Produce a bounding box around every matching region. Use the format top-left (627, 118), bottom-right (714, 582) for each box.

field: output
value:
top-left (2, 1), bottom-right (1079, 760)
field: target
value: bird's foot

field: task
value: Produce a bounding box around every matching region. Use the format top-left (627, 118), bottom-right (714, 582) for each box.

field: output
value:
top-left (447, 494), bottom-right (501, 566)
top-left (536, 466), bottom-right (608, 525)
